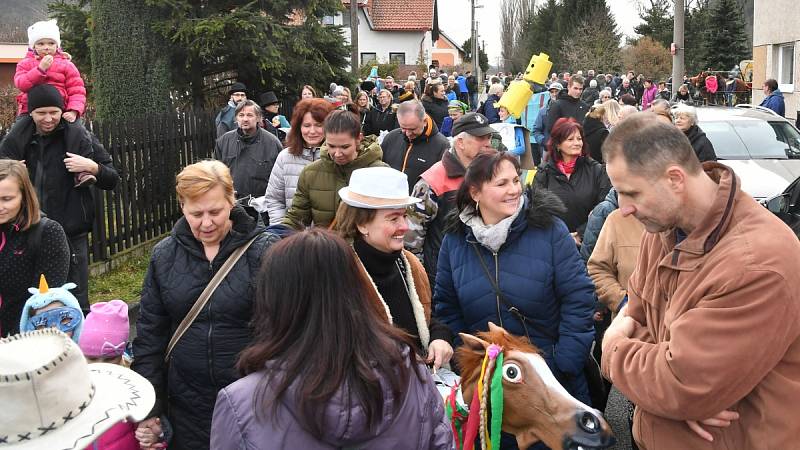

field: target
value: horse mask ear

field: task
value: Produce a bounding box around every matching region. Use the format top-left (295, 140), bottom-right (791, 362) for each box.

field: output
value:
top-left (459, 332), bottom-right (489, 353)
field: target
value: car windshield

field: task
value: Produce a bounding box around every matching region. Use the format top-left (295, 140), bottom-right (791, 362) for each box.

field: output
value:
top-left (769, 122), bottom-right (800, 159)
top-left (701, 120), bottom-right (789, 159)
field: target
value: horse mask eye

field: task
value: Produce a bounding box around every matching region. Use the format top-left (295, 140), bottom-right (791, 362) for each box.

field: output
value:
top-left (502, 362), bottom-right (523, 383)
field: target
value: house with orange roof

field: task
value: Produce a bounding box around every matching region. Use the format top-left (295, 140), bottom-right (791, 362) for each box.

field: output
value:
top-left (328, 0), bottom-right (439, 68)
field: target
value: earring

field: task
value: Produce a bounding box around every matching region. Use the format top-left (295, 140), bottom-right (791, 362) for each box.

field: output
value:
top-left (475, 200), bottom-right (480, 213)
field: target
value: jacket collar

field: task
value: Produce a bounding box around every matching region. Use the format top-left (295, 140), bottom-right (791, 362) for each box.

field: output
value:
top-left (659, 163), bottom-right (739, 270)
top-left (441, 148), bottom-right (466, 179)
top-left (403, 115), bottom-right (437, 144)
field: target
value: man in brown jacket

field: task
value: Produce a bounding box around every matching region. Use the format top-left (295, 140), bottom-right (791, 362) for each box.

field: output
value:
top-left (600, 113), bottom-right (800, 450)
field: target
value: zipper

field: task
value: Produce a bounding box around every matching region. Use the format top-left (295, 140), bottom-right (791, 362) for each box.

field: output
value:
top-left (206, 260), bottom-right (217, 387)
top-left (493, 251), bottom-right (503, 328)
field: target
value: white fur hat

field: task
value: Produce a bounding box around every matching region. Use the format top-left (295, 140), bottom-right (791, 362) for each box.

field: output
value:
top-left (28, 19), bottom-right (61, 49)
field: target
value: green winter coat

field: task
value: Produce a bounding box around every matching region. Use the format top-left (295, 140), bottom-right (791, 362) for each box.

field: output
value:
top-left (283, 135), bottom-right (386, 229)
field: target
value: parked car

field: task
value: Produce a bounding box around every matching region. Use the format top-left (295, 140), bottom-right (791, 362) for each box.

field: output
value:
top-left (764, 175), bottom-right (800, 238)
top-left (694, 105), bottom-right (800, 200)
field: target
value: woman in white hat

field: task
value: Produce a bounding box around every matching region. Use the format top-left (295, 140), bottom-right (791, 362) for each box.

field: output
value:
top-left (332, 167), bottom-right (454, 369)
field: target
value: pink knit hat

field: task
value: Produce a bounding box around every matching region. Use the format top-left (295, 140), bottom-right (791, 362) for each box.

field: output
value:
top-left (78, 300), bottom-right (129, 358)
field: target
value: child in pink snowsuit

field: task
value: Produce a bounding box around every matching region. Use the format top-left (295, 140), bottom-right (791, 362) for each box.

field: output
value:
top-left (15, 19), bottom-right (86, 122)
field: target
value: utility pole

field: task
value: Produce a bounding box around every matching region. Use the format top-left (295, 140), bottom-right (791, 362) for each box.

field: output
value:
top-left (672, 0), bottom-right (685, 98)
top-left (471, 0), bottom-right (477, 76)
top-left (350, 0), bottom-right (359, 76)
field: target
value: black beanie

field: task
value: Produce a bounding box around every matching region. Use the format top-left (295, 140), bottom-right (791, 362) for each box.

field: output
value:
top-left (227, 82), bottom-right (247, 97)
top-left (27, 84), bottom-right (64, 111)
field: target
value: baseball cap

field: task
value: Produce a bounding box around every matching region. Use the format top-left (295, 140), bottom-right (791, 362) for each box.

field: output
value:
top-left (451, 112), bottom-right (494, 137)
top-left (549, 82), bottom-right (564, 92)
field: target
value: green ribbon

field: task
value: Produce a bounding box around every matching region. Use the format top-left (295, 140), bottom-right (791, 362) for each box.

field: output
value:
top-left (489, 353), bottom-right (504, 449)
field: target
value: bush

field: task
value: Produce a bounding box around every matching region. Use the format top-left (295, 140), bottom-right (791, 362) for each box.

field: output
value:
top-left (359, 63), bottom-right (399, 80)
top-left (0, 85), bottom-right (19, 137)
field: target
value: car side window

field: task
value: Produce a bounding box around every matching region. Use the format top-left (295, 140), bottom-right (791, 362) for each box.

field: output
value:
top-left (701, 121), bottom-right (749, 159)
top-left (769, 122), bottom-right (800, 159)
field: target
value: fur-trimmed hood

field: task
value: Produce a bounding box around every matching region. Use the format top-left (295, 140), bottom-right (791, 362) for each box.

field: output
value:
top-left (445, 185), bottom-right (567, 239)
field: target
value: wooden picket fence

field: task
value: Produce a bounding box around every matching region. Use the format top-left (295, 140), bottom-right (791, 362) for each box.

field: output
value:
top-left (86, 111), bottom-right (216, 262)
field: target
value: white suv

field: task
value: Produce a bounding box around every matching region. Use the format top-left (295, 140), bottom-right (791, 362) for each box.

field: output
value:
top-left (695, 105), bottom-right (800, 200)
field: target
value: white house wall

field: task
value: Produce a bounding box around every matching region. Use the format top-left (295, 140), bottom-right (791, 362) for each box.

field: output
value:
top-left (337, 10), bottom-right (431, 66)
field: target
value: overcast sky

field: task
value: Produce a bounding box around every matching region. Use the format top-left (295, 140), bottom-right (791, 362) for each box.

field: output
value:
top-left (438, 0), bottom-right (644, 66)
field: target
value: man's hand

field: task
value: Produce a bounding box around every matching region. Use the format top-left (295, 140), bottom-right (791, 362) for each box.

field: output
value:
top-left (426, 339), bottom-right (454, 371)
top-left (601, 306), bottom-right (636, 356)
top-left (62, 111), bottom-right (77, 123)
top-left (570, 232), bottom-right (582, 246)
top-left (64, 152), bottom-right (99, 175)
top-left (686, 410), bottom-right (740, 442)
top-left (39, 55), bottom-right (54, 71)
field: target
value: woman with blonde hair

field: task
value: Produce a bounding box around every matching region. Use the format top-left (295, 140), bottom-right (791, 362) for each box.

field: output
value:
top-left (0, 159), bottom-right (70, 336)
top-left (603, 99), bottom-right (621, 128)
top-left (132, 160), bottom-right (278, 450)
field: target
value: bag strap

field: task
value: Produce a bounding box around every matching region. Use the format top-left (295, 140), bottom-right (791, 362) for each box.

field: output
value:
top-left (469, 243), bottom-right (557, 341)
top-left (164, 235), bottom-right (258, 362)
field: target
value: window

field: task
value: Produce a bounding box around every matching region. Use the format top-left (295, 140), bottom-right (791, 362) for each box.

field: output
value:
top-left (389, 53), bottom-right (406, 65)
top-left (775, 43), bottom-right (795, 92)
top-left (361, 53), bottom-right (377, 65)
top-left (322, 15), bottom-right (335, 25)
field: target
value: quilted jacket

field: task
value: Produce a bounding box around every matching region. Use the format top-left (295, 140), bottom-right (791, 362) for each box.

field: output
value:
top-left (264, 147), bottom-right (320, 224)
top-left (14, 49), bottom-right (86, 116)
top-left (434, 187), bottom-right (596, 404)
top-left (282, 135), bottom-right (385, 229)
top-left (132, 206), bottom-right (278, 450)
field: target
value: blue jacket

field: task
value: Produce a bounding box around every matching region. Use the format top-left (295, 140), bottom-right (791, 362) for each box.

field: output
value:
top-left (434, 187), bottom-right (596, 404)
top-left (484, 94), bottom-right (502, 124)
top-left (457, 76), bottom-right (469, 93)
top-left (580, 188), bottom-right (618, 262)
top-left (760, 90), bottom-right (785, 117)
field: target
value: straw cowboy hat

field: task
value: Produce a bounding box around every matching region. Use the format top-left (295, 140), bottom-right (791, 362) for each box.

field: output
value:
top-left (0, 329), bottom-right (155, 449)
top-left (338, 167), bottom-right (421, 209)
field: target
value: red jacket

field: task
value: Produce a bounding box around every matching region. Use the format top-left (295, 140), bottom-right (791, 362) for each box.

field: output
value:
top-left (14, 49), bottom-right (86, 116)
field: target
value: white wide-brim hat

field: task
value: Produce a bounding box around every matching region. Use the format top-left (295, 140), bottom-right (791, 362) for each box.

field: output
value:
top-left (0, 329), bottom-right (155, 450)
top-left (338, 167), bottom-right (421, 210)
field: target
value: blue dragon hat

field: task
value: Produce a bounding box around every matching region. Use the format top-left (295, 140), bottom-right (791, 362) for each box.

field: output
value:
top-left (19, 275), bottom-right (84, 343)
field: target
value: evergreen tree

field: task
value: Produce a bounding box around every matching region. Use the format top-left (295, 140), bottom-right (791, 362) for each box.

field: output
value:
top-left (90, 0), bottom-right (171, 119)
top-left (684, 0), bottom-right (711, 74)
top-left (520, 0), bottom-right (562, 68)
top-left (633, 0), bottom-right (673, 48)
top-left (561, 5), bottom-right (622, 73)
top-left (462, 37), bottom-right (490, 73)
top-left (699, 0), bottom-right (750, 71)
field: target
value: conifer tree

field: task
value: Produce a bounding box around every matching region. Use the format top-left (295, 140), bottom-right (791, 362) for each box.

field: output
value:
top-left (634, 0), bottom-right (673, 48)
top-left (699, 0), bottom-right (750, 71)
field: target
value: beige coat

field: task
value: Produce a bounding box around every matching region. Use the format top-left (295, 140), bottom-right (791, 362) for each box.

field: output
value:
top-left (587, 209), bottom-right (645, 315)
top-left (602, 164), bottom-right (800, 450)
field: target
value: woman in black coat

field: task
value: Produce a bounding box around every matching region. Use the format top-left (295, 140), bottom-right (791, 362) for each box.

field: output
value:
top-left (421, 81), bottom-right (450, 128)
top-left (133, 160), bottom-right (278, 450)
top-left (0, 160), bottom-right (70, 336)
top-left (582, 105), bottom-right (609, 163)
top-left (673, 103), bottom-right (717, 162)
top-left (534, 118), bottom-right (611, 244)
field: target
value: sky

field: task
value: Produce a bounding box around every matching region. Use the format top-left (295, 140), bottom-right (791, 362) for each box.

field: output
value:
top-left (437, 0), bottom-right (644, 67)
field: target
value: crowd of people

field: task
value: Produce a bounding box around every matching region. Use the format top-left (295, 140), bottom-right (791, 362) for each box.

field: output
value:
top-left (2, 18), bottom-right (800, 450)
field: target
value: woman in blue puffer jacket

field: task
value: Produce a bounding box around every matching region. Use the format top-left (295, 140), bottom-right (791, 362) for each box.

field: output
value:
top-left (434, 152), bottom-right (595, 411)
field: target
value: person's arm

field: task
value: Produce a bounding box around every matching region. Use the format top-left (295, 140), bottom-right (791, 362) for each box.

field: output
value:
top-left (63, 61), bottom-right (87, 116)
top-left (281, 170), bottom-right (312, 230)
top-left (604, 268), bottom-right (799, 420)
top-left (14, 58), bottom-right (46, 93)
top-left (34, 220), bottom-right (70, 287)
top-left (545, 101), bottom-right (561, 134)
top-left (210, 388), bottom-right (248, 450)
top-left (404, 178), bottom-right (438, 261)
top-left (131, 247), bottom-right (171, 419)
top-left (587, 218), bottom-right (626, 312)
top-left (550, 220), bottom-right (596, 376)
top-left (432, 236), bottom-right (468, 339)
top-left (579, 201), bottom-right (611, 263)
top-left (484, 99), bottom-right (500, 124)
top-left (87, 132), bottom-right (119, 190)
top-left (264, 154), bottom-right (288, 224)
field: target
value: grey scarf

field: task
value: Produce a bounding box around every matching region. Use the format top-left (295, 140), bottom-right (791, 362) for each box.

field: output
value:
top-left (459, 197), bottom-right (524, 253)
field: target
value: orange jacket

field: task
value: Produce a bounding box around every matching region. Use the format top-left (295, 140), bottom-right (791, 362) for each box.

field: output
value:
top-left (602, 164), bottom-right (800, 450)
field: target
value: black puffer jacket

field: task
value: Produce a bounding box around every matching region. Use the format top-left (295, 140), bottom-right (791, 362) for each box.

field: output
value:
top-left (582, 116), bottom-right (609, 163)
top-left (545, 95), bottom-right (590, 134)
top-left (381, 114), bottom-right (449, 188)
top-left (684, 125), bottom-right (717, 162)
top-left (133, 206), bottom-right (278, 450)
top-left (533, 156), bottom-right (611, 236)
top-left (421, 96), bottom-right (449, 128)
